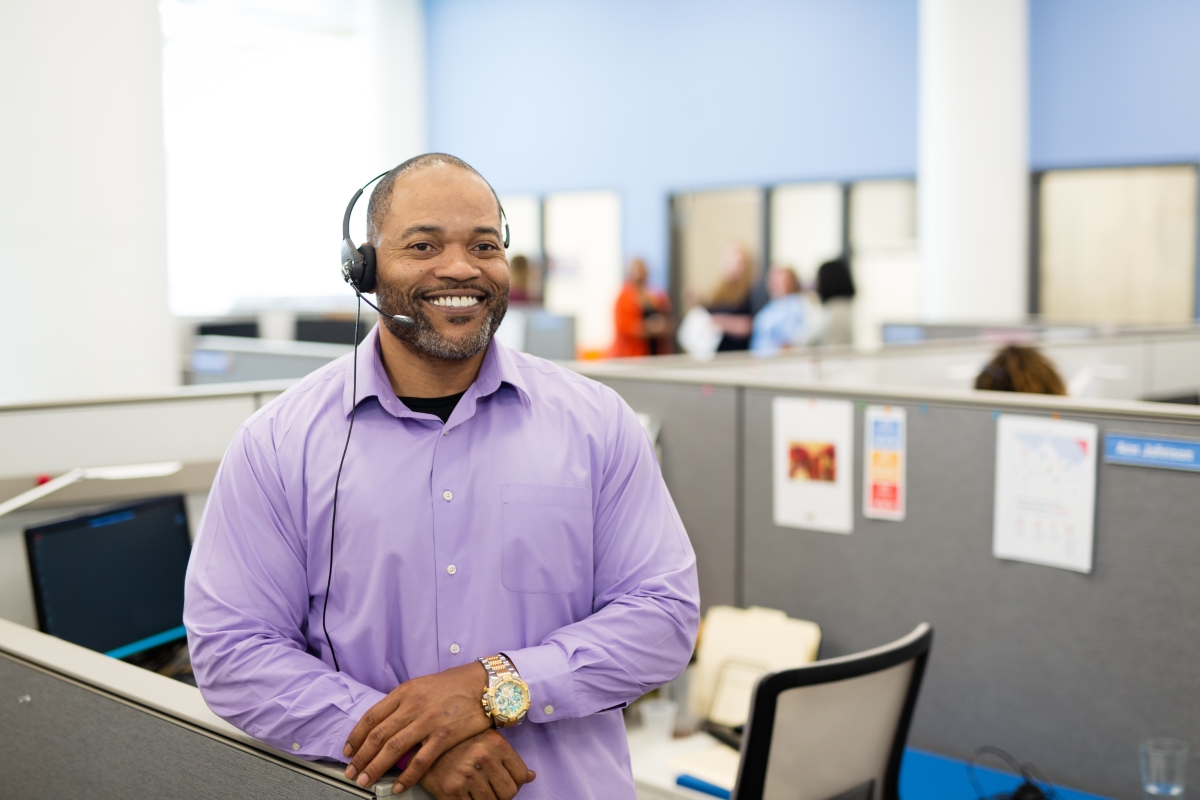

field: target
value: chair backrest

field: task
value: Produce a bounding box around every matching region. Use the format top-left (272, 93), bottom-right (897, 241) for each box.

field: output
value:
top-left (731, 623), bottom-right (933, 800)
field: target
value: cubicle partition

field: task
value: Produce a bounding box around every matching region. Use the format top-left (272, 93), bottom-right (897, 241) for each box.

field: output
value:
top-left (0, 381), bottom-right (293, 627)
top-left (577, 361), bottom-right (1200, 799)
top-left (583, 326), bottom-right (1200, 402)
top-left (0, 618), bottom-right (419, 798)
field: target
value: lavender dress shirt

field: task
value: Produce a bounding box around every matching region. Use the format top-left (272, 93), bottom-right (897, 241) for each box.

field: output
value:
top-left (184, 326), bottom-right (700, 799)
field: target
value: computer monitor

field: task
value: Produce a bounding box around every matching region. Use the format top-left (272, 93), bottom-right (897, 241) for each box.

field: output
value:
top-left (25, 495), bottom-right (192, 659)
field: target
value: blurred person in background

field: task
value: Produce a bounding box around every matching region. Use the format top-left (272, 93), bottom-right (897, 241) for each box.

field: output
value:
top-left (975, 345), bottom-right (1067, 395)
top-left (706, 244), bottom-right (756, 352)
top-left (611, 257), bottom-right (674, 357)
top-left (814, 258), bottom-right (855, 346)
top-left (508, 253), bottom-right (533, 303)
top-left (750, 265), bottom-right (811, 356)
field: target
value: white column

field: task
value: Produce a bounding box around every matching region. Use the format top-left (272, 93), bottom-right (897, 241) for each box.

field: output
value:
top-left (918, 0), bottom-right (1029, 322)
top-left (360, 0), bottom-right (429, 166)
top-left (0, 0), bottom-right (177, 404)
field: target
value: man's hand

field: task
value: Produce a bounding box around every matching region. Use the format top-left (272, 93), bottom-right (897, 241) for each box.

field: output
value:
top-left (418, 729), bottom-right (536, 800)
top-left (343, 662), bottom-right (492, 791)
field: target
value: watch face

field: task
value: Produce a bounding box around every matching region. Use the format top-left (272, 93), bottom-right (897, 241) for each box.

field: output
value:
top-left (492, 678), bottom-right (529, 720)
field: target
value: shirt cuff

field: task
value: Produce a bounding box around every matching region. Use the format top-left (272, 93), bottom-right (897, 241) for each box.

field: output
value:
top-left (328, 687), bottom-right (389, 762)
top-left (272, 684), bottom-right (387, 763)
top-left (504, 643), bottom-right (574, 723)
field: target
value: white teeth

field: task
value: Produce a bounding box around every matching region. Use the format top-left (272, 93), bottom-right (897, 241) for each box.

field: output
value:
top-left (430, 296), bottom-right (480, 308)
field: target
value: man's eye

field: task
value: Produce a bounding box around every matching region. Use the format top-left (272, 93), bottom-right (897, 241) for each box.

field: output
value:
top-left (475, 243), bottom-right (497, 251)
top-left (412, 243), bottom-right (433, 251)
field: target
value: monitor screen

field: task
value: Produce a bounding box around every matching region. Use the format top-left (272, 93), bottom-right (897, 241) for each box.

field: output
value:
top-left (25, 495), bottom-right (192, 658)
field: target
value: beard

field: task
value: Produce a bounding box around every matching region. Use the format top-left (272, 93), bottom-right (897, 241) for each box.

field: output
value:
top-left (374, 277), bottom-right (509, 360)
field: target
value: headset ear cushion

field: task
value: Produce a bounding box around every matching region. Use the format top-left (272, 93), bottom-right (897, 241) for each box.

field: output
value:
top-left (358, 244), bottom-right (377, 293)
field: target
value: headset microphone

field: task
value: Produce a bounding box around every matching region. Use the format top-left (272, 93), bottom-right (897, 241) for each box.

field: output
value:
top-left (356, 291), bottom-right (416, 328)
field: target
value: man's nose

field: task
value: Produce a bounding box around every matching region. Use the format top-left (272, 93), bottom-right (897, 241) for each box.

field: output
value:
top-left (435, 245), bottom-right (483, 279)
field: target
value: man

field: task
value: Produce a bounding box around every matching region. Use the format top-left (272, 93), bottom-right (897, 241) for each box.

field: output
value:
top-left (750, 265), bottom-right (812, 356)
top-left (184, 153), bottom-right (700, 800)
top-left (609, 257), bottom-right (673, 357)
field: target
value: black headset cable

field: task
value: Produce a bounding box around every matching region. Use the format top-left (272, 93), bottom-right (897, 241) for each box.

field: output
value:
top-left (322, 296), bottom-right (362, 672)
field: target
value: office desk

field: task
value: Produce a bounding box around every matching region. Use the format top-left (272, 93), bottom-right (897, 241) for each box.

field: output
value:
top-left (0, 618), bottom-right (427, 799)
top-left (626, 726), bottom-right (1116, 800)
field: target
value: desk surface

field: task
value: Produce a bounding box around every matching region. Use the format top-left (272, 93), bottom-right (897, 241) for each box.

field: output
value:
top-left (626, 726), bottom-right (1114, 800)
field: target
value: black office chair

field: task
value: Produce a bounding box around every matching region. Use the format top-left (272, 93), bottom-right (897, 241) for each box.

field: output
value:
top-left (731, 623), bottom-right (933, 800)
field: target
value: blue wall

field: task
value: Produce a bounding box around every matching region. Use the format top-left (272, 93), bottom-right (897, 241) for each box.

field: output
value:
top-left (427, 0), bottom-right (1200, 285)
top-left (426, 0), bottom-right (919, 285)
top-left (1030, 0), bottom-right (1200, 169)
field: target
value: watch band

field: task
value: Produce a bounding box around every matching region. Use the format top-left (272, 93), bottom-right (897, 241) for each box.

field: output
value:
top-left (480, 653), bottom-right (518, 683)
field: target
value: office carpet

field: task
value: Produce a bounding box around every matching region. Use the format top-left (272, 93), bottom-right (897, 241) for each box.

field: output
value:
top-left (901, 749), bottom-right (1113, 800)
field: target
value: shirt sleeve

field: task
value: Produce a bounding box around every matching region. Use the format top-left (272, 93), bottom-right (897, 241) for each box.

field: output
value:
top-left (184, 425), bottom-right (386, 761)
top-left (506, 392), bottom-right (701, 722)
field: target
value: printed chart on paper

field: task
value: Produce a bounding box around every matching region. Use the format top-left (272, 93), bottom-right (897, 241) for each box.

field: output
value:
top-left (993, 414), bottom-right (1098, 574)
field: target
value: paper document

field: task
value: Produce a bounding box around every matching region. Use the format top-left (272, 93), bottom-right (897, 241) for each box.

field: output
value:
top-left (773, 397), bottom-right (854, 534)
top-left (863, 405), bottom-right (906, 520)
top-left (670, 744), bottom-right (741, 792)
top-left (993, 414), bottom-right (1098, 574)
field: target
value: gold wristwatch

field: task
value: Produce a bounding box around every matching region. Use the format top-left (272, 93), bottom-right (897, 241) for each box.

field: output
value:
top-left (479, 654), bottom-right (530, 728)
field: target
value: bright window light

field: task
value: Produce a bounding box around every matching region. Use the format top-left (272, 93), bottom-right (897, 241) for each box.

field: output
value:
top-left (160, 0), bottom-right (382, 317)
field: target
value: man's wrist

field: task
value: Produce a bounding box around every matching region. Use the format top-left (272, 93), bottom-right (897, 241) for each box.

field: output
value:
top-left (479, 653), bottom-right (530, 727)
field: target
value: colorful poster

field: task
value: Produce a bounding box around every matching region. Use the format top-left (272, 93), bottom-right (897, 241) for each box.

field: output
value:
top-left (863, 405), bottom-right (906, 520)
top-left (772, 397), bottom-right (854, 534)
top-left (993, 414), bottom-right (1098, 574)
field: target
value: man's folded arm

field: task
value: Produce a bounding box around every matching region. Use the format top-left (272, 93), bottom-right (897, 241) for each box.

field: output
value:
top-left (507, 394), bottom-right (702, 723)
top-left (184, 425), bottom-right (386, 761)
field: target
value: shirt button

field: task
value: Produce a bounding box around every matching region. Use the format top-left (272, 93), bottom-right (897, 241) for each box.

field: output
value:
top-left (450, 643), bottom-right (461, 654)
top-left (544, 705), bottom-right (554, 715)
top-left (292, 743), bottom-right (300, 751)
top-left (443, 490), bottom-right (453, 501)
top-left (447, 564), bottom-right (457, 575)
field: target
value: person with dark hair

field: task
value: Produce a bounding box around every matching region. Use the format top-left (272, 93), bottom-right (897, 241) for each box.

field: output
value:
top-left (185, 152), bottom-right (699, 800)
top-left (814, 258), bottom-right (855, 346)
top-left (975, 345), bottom-right (1067, 395)
top-left (611, 257), bottom-right (673, 357)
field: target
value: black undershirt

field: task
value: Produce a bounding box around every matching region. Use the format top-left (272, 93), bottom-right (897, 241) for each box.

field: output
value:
top-left (397, 391), bottom-right (465, 424)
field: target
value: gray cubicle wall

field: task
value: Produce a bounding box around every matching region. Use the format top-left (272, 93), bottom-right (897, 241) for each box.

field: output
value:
top-left (583, 364), bottom-right (1200, 799)
top-left (0, 652), bottom-right (371, 799)
top-left (742, 390), bottom-right (1200, 799)
top-left (599, 378), bottom-right (741, 611)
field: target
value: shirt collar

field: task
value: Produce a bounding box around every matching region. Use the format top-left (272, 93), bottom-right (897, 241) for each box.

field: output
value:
top-left (342, 325), bottom-right (531, 418)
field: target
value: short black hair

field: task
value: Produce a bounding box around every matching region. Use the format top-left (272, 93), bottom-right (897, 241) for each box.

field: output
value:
top-left (365, 152), bottom-right (503, 244)
top-left (816, 258), bottom-right (856, 303)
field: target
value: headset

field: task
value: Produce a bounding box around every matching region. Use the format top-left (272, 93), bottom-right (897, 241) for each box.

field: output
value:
top-left (323, 169), bottom-right (510, 671)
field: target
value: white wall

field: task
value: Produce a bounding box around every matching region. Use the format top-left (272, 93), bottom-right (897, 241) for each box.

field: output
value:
top-left (918, 0), bottom-right (1029, 322)
top-left (0, 0), bottom-right (178, 404)
top-left (162, 0), bottom-right (428, 317)
top-left (543, 191), bottom-right (623, 355)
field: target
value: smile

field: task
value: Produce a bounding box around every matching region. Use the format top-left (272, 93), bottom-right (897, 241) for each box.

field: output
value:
top-left (427, 296), bottom-right (482, 308)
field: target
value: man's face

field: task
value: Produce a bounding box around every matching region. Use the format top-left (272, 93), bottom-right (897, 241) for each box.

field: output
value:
top-left (373, 164), bottom-right (509, 359)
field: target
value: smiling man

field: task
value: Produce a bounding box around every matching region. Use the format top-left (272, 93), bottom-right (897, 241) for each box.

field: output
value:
top-left (183, 154), bottom-right (701, 800)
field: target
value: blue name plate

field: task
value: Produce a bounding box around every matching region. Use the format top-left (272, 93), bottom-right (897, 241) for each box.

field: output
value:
top-left (1104, 432), bottom-right (1200, 472)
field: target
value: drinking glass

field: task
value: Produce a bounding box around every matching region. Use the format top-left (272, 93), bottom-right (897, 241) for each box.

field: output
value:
top-left (639, 698), bottom-right (679, 740)
top-left (1141, 738), bottom-right (1188, 799)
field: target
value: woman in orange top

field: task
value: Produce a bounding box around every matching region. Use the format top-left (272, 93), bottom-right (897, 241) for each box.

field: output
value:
top-left (610, 258), bottom-right (674, 357)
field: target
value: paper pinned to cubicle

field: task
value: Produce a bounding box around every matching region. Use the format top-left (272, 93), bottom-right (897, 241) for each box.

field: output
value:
top-left (772, 397), bottom-right (855, 534)
top-left (993, 414), bottom-right (1098, 574)
top-left (863, 405), bottom-right (906, 521)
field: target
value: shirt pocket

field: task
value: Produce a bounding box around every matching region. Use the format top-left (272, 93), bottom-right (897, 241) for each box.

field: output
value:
top-left (501, 483), bottom-right (593, 594)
